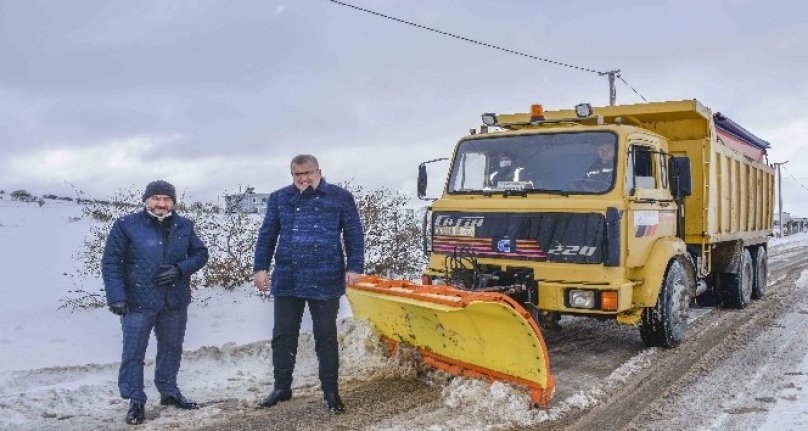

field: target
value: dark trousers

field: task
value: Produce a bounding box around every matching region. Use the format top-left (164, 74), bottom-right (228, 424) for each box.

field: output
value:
top-left (118, 307), bottom-right (188, 404)
top-left (272, 296), bottom-right (340, 394)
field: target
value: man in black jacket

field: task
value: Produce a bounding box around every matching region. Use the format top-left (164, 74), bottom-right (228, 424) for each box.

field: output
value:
top-left (102, 180), bottom-right (208, 425)
top-left (253, 155), bottom-right (364, 414)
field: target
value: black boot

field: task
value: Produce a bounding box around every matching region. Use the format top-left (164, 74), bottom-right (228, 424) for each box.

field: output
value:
top-left (126, 402), bottom-right (145, 425)
top-left (257, 388), bottom-right (292, 408)
top-left (323, 392), bottom-right (345, 413)
top-left (160, 392), bottom-right (199, 410)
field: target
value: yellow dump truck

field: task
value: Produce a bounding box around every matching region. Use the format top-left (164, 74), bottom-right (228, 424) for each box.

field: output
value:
top-left (347, 100), bottom-right (774, 406)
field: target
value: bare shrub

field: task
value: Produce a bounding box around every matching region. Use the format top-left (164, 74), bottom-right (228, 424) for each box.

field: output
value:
top-left (10, 189), bottom-right (33, 201)
top-left (345, 183), bottom-right (426, 279)
top-left (186, 198), bottom-right (261, 290)
top-left (61, 187), bottom-right (142, 311)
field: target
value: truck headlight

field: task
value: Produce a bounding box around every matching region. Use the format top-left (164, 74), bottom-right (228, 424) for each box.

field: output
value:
top-left (568, 289), bottom-right (596, 309)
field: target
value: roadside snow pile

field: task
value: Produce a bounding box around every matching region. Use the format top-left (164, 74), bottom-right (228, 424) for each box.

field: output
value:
top-left (0, 319), bottom-right (395, 431)
top-left (375, 348), bottom-right (658, 431)
top-left (439, 379), bottom-right (552, 428)
top-left (769, 231), bottom-right (808, 250)
top-left (339, 319), bottom-right (418, 382)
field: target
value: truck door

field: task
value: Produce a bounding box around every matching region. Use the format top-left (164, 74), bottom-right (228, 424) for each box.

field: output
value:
top-left (625, 143), bottom-right (677, 268)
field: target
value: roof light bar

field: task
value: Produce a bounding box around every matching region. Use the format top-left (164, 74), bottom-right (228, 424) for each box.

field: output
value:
top-left (481, 113), bottom-right (498, 126)
top-left (530, 104), bottom-right (545, 123)
top-left (575, 103), bottom-right (593, 118)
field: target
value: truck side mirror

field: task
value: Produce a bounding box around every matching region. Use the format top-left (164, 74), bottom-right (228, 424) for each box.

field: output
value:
top-left (417, 157), bottom-right (449, 200)
top-left (417, 164), bottom-right (428, 199)
top-left (669, 156), bottom-right (692, 199)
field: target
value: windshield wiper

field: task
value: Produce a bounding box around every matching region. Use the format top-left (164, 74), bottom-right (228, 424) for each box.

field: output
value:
top-left (533, 189), bottom-right (570, 196)
top-left (480, 189), bottom-right (527, 197)
top-left (480, 189), bottom-right (569, 197)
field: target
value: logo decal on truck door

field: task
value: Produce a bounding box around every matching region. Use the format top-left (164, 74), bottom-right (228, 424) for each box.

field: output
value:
top-left (633, 211), bottom-right (659, 237)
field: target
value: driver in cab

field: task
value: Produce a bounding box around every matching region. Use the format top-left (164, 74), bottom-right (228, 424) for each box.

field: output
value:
top-left (583, 142), bottom-right (615, 185)
top-left (489, 154), bottom-right (523, 186)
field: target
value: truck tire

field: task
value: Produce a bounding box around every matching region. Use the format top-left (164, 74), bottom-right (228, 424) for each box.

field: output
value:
top-left (752, 247), bottom-right (768, 299)
top-left (640, 259), bottom-right (691, 348)
top-left (721, 248), bottom-right (754, 309)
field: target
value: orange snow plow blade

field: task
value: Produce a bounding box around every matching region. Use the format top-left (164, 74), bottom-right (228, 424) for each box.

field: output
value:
top-left (346, 275), bottom-right (555, 407)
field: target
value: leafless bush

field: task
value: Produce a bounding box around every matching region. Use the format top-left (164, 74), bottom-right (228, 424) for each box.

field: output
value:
top-left (59, 288), bottom-right (107, 311)
top-left (346, 183), bottom-right (426, 279)
top-left (186, 199), bottom-right (260, 290)
top-left (10, 189), bottom-right (32, 200)
top-left (61, 187), bottom-right (143, 311)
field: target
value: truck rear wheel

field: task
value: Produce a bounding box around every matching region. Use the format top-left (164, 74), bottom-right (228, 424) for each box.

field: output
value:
top-left (640, 259), bottom-right (690, 348)
top-left (721, 248), bottom-right (754, 309)
top-left (752, 247), bottom-right (768, 299)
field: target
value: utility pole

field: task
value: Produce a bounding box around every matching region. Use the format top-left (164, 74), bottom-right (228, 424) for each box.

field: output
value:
top-left (773, 161), bottom-right (788, 237)
top-left (599, 70), bottom-right (620, 106)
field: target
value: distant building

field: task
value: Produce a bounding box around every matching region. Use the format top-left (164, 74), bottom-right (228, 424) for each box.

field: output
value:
top-left (774, 211), bottom-right (808, 236)
top-left (224, 187), bottom-right (269, 214)
top-left (790, 217), bottom-right (808, 235)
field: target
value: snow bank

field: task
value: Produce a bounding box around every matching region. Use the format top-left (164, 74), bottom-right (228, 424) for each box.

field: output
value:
top-left (0, 319), bottom-right (398, 431)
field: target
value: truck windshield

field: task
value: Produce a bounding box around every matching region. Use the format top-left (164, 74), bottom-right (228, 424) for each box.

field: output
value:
top-left (448, 132), bottom-right (618, 194)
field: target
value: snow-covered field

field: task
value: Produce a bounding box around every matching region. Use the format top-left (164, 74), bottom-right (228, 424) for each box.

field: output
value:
top-left (0, 200), bottom-right (372, 430)
top-left (1, 199), bottom-right (806, 430)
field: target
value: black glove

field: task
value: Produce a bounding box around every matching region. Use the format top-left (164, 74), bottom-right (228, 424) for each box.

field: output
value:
top-left (108, 301), bottom-right (128, 316)
top-left (154, 264), bottom-right (182, 287)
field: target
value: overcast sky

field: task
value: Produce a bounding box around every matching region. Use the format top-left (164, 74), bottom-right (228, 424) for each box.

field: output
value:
top-left (2, 0), bottom-right (807, 215)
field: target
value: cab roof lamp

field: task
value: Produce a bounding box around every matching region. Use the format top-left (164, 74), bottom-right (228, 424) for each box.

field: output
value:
top-left (530, 104), bottom-right (545, 122)
top-left (481, 113), bottom-right (498, 126)
top-left (575, 103), bottom-right (593, 118)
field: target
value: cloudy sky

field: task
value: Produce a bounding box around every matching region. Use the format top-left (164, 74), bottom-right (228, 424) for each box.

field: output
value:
top-left (2, 0), bottom-right (807, 215)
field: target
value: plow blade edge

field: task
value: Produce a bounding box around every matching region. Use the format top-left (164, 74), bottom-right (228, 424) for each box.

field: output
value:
top-left (346, 276), bottom-right (555, 406)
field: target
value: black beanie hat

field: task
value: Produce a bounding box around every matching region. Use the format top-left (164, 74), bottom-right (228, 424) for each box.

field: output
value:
top-left (142, 180), bottom-right (177, 202)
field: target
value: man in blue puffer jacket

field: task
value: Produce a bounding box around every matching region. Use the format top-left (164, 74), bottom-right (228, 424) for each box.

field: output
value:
top-left (253, 154), bottom-right (364, 414)
top-left (102, 180), bottom-right (208, 425)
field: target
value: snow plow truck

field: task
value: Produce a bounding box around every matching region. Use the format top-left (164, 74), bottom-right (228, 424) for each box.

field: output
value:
top-left (346, 99), bottom-right (775, 407)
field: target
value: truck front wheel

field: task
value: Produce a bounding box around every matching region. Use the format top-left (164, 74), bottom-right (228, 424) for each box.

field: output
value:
top-left (640, 259), bottom-right (691, 348)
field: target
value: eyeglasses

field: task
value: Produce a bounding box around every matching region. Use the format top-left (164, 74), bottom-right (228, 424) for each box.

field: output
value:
top-left (291, 169), bottom-right (320, 179)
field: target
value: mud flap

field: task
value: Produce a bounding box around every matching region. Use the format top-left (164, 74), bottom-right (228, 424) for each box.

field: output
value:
top-left (346, 276), bottom-right (555, 407)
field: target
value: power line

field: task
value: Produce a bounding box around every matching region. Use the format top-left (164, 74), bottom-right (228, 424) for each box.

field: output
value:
top-left (327, 0), bottom-right (600, 74)
top-left (326, 1), bottom-right (646, 102)
top-left (326, 0), bottom-right (648, 102)
top-left (617, 73), bottom-right (648, 102)
top-left (782, 165), bottom-right (808, 193)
